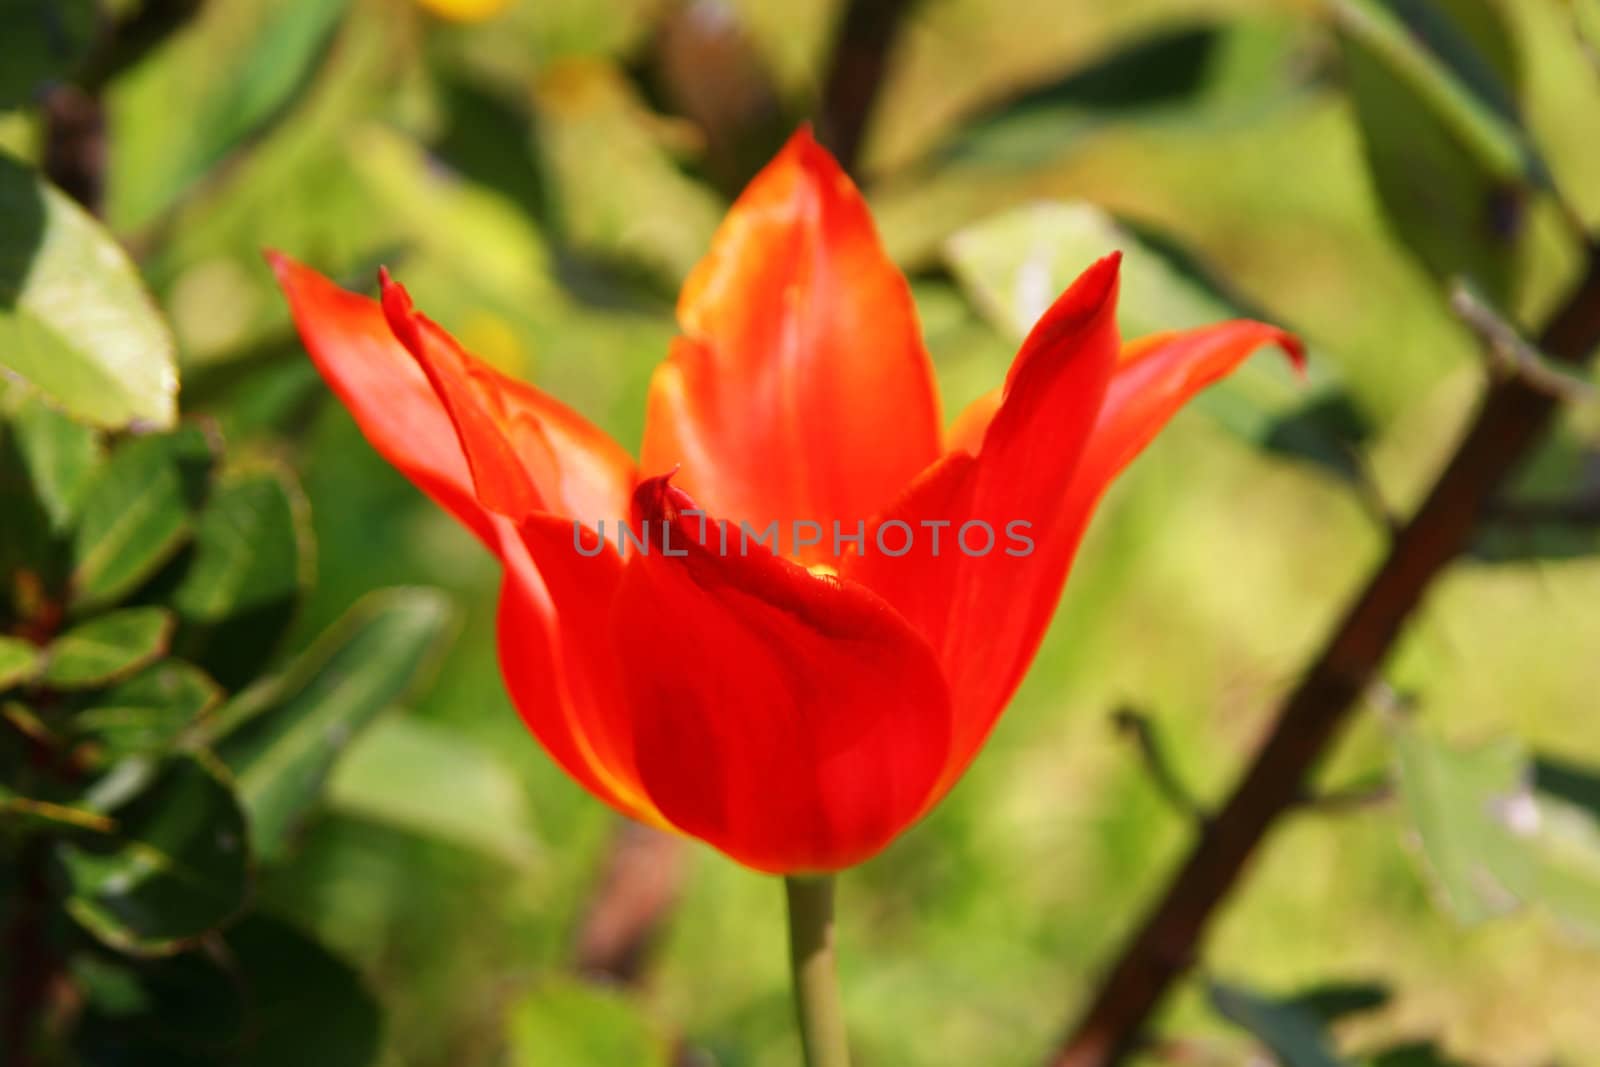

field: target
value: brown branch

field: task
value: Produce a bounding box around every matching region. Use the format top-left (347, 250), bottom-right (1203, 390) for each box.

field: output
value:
top-left (1047, 247), bottom-right (1600, 1067)
top-left (817, 0), bottom-right (919, 176)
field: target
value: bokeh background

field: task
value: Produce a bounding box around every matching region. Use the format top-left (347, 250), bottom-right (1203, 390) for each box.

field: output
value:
top-left (6, 0), bottom-right (1600, 1064)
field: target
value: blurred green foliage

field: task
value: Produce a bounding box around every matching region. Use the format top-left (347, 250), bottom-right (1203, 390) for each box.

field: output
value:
top-left (4, 0), bottom-right (1600, 1065)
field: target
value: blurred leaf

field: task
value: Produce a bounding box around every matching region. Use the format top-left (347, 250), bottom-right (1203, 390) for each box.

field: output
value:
top-left (328, 714), bottom-right (541, 869)
top-left (42, 606), bottom-right (174, 689)
top-left (0, 152), bottom-right (178, 430)
top-left (6, 387), bottom-right (105, 532)
top-left (106, 0), bottom-right (353, 229)
top-left (0, 788), bottom-right (116, 834)
top-left (213, 588), bottom-right (454, 861)
top-left (1283, 982), bottom-right (1391, 1024)
top-left (533, 60), bottom-right (724, 292)
top-left (73, 659), bottom-right (223, 761)
top-left (1369, 1041), bottom-right (1476, 1066)
top-left (171, 458), bottom-right (314, 688)
top-left (0, 0), bottom-right (98, 108)
top-left (942, 200), bottom-right (1367, 479)
top-left (224, 915), bottom-right (381, 1067)
top-left (1392, 728), bottom-right (1531, 922)
top-left (1334, 0), bottom-right (1537, 303)
top-left (0, 635), bottom-right (41, 691)
top-left (1394, 730), bottom-right (1600, 939)
top-left (506, 976), bottom-right (671, 1067)
top-left (1208, 980), bottom-right (1348, 1067)
top-left (58, 756), bottom-right (250, 954)
top-left (70, 424), bottom-right (216, 612)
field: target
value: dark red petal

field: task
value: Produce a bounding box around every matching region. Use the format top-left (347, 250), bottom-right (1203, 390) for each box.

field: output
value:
top-left (845, 253), bottom-right (1123, 794)
top-left (639, 127), bottom-right (942, 561)
top-left (610, 475), bottom-right (952, 873)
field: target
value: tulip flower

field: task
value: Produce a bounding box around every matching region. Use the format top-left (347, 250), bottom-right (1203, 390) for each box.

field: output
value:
top-left (270, 127), bottom-right (1298, 1066)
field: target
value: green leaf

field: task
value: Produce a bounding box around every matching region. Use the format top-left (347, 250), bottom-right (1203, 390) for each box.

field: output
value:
top-left (942, 201), bottom-right (1366, 480)
top-left (328, 714), bottom-right (542, 869)
top-left (58, 756), bottom-right (251, 954)
top-left (0, 635), bottom-right (41, 691)
top-left (224, 915), bottom-right (381, 1067)
top-left (106, 0), bottom-right (353, 229)
top-left (213, 588), bottom-right (454, 861)
top-left (1392, 728), bottom-right (1532, 922)
top-left (0, 152), bottom-right (178, 430)
top-left (0, 0), bottom-right (98, 108)
top-left (42, 606), bottom-right (175, 689)
top-left (1333, 0), bottom-right (1536, 303)
top-left (172, 457), bottom-right (314, 688)
top-left (1369, 1041), bottom-right (1476, 1067)
top-left (506, 976), bottom-right (670, 1067)
top-left (6, 386), bottom-right (105, 532)
top-left (1208, 980), bottom-right (1349, 1067)
top-left (70, 424), bottom-right (217, 612)
top-left (72, 659), bottom-right (224, 762)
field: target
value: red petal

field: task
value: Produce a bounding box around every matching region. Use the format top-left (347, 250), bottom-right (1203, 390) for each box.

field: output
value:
top-left (640, 127), bottom-right (941, 562)
top-left (379, 270), bottom-right (637, 524)
top-left (498, 521), bottom-right (663, 824)
top-left (268, 252), bottom-right (496, 546)
top-left (611, 475), bottom-right (952, 873)
top-left (844, 253), bottom-right (1123, 792)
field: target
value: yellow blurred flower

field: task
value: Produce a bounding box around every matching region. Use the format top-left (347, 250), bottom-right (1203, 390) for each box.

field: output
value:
top-left (415, 0), bottom-right (507, 22)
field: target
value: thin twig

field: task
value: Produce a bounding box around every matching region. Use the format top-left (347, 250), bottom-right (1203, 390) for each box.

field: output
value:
top-left (1046, 245), bottom-right (1600, 1067)
top-left (1451, 281), bottom-right (1598, 404)
top-left (1112, 708), bottom-right (1208, 825)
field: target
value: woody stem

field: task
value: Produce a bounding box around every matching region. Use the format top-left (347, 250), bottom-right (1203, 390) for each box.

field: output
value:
top-left (785, 875), bottom-right (851, 1067)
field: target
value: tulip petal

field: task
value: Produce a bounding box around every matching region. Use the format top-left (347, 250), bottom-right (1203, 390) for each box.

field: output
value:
top-left (611, 475), bottom-right (952, 873)
top-left (845, 253), bottom-right (1123, 791)
top-left (498, 523), bottom-right (663, 823)
top-left (640, 127), bottom-right (941, 559)
top-left (379, 270), bottom-right (637, 525)
top-left (268, 252), bottom-right (496, 546)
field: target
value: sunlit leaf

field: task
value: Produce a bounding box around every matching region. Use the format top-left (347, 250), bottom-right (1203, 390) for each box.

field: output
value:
top-left (213, 588), bottom-right (454, 861)
top-left (0, 153), bottom-right (178, 430)
top-left (506, 976), bottom-right (670, 1067)
top-left (0, 636), bottom-right (41, 691)
top-left (70, 424), bottom-right (217, 612)
top-left (328, 714), bottom-right (542, 869)
top-left (42, 606), bottom-right (175, 689)
top-left (58, 756), bottom-right (251, 954)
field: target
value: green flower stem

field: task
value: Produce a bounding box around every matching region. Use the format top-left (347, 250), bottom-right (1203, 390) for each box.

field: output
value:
top-left (784, 875), bottom-right (851, 1067)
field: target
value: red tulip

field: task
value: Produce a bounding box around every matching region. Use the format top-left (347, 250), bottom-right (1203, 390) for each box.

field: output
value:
top-left (268, 128), bottom-right (1300, 875)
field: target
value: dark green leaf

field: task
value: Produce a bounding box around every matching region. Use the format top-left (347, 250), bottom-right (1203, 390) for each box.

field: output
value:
top-left (506, 976), bottom-right (670, 1067)
top-left (73, 659), bottom-right (224, 761)
top-left (0, 152), bottom-right (178, 430)
top-left (0, 0), bottom-right (98, 108)
top-left (58, 756), bottom-right (251, 954)
top-left (0, 635), bottom-right (41, 691)
top-left (1369, 1041), bottom-right (1476, 1067)
top-left (213, 588), bottom-right (454, 861)
top-left (1282, 982), bottom-right (1390, 1025)
top-left (1208, 980), bottom-right (1348, 1067)
top-left (70, 424), bottom-right (217, 612)
top-left (224, 915), bottom-right (381, 1067)
top-left (172, 458), bottom-right (314, 688)
top-left (42, 606), bottom-right (175, 689)
top-left (6, 386), bottom-right (105, 532)
top-left (1334, 0), bottom-right (1536, 303)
